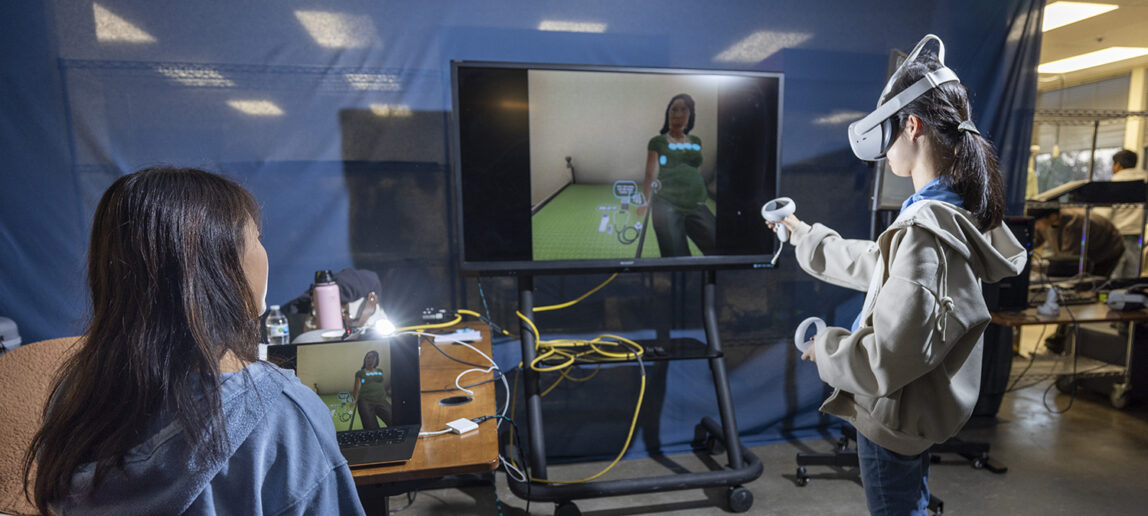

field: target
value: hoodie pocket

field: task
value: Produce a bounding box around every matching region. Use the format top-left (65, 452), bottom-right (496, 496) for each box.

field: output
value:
top-left (869, 391), bottom-right (903, 431)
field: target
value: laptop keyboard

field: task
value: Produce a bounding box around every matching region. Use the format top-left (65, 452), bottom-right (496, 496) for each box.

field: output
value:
top-left (337, 427), bottom-right (409, 448)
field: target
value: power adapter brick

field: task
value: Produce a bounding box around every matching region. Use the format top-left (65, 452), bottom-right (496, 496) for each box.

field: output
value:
top-left (446, 418), bottom-right (478, 435)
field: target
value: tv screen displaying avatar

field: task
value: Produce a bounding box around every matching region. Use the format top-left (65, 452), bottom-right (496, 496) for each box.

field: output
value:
top-left (453, 63), bottom-right (782, 273)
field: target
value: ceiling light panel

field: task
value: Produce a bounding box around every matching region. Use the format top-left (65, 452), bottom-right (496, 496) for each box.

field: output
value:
top-left (227, 100), bottom-right (285, 116)
top-left (714, 31), bottom-right (812, 63)
top-left (295, 11), bottom-right (380, 48)
top-left (1039, 47), bottom-right (1148, 74)
top-left (93, 3), bottom-right (156, 43)
top-left (538, 20), bottom-right (607, 33)
top-left (1042, 1), bottom-right (1118, 32)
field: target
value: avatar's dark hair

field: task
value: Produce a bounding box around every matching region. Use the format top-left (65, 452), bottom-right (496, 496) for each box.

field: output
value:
top-left (362, 350), bottom-right (380, 369)
top-left (659, 93), bottom-right (696, 135)
top-left (888, 53), bottom-right (1005, 231)
top-left (25, 166), bottom-right (262, 514)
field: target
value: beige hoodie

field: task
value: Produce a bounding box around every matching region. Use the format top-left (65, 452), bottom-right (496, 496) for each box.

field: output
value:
top-left (790, 200), bottom-right (1026, 455)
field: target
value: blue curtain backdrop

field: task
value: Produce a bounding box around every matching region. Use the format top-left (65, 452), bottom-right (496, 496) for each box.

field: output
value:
top-left (0, 0), bottom-right (1042, 459)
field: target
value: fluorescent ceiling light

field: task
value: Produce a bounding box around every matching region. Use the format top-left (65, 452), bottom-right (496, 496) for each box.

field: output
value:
top-left (93, 3), bottom-right (156, 43)
top-left (538, 20), bottom-right (607, 33)
top-left (1042, 1), bottom-right (1118, 32)
top-left (344, 73), bottom-right (402, 91)
top-left (227, 100), bottom-right (284, 116)
top-left (714, 31), bottom-right (812, 63)
top-left (294, 10), bottom-right (379, 48)
top-left (369, 103), bottom-right (412, 117)
top-left (813, 110), bottom-right (867, 126)
top-left (156, 65), bottom-right (235, 87)
top-left (1039, 47), bottom-right (1148, 74)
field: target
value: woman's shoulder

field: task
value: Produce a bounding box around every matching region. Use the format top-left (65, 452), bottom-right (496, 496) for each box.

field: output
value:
top-left (648, 134), bottom-right (667, 145)
top-left (689, 134), bottom-right (701, 143)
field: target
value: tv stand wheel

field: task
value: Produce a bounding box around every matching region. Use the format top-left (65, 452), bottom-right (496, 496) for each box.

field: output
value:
top-left (1055, 375), bottom-right (1075, 394)
top-left (795, 466), bottom-right (809, 486)
top-left (706, 436), bottom-right (726, 456)
top-left (1110, 382), bottom-right (1130, 409)
top-left (555, 501), bottom-right (580, 516)
top-left (727, 486), bottom-right (753, 513)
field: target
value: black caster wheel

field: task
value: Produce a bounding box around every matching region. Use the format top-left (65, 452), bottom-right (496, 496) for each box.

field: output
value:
top-left (706, 436), bottom-right (726, 456)
top-left (1110, 382), bottom-right (1130, 409)
top-left (727, 486), bottom-right (753, 513)
top-left (972, 457), bottom-right (987, 469)
top-left (795, 466), bottom-right (809, 487)
top-left (1055, 375), bottom-right (1075, 394)
top-left (555, 501), bottom-right (581, 516)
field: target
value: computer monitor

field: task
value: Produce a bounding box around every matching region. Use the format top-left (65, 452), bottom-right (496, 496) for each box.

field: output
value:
top-left (450, 61), bottom-right (783, 275)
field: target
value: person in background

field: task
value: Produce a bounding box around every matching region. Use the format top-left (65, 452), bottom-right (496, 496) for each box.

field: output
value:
top-left (768, 42), bottom-right (1025, 514)
top-left (1028, 204), bottom-right (1125, 279)
top-left (351, 350), bottom-right (392, 429)
top-left (24, 167), bottom-right (365, 515)
top-left (1105, 149), bottom-right (1145, 278)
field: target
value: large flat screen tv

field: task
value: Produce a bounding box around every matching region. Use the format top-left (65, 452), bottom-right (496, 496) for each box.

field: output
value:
top-left (451, 61), bottom-right (782, 275)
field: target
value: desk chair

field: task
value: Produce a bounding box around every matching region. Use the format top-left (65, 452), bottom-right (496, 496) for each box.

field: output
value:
top-left (0, 337), bottom-right (80, 516)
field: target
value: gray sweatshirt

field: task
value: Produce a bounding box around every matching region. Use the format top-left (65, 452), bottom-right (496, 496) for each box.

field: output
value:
top-left (790, 200), bottom-right (1026, 455)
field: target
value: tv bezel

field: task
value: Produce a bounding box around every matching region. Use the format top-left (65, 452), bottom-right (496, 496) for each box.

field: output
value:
top-left (449, 60), bottom-right (784, 276)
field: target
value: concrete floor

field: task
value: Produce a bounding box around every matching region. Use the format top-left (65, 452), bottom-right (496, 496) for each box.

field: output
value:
top-left (382, 325), bottom-right (1148, 515)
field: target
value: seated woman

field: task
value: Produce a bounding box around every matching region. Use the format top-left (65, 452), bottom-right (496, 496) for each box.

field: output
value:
top-left (23, 167), bottom-right (365, 514)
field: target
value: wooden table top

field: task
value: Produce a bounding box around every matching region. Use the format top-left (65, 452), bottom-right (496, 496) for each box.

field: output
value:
top-left (351, 323), bottom-right (500, 484)
top-left (990, 302), bottom-right (1148, 327)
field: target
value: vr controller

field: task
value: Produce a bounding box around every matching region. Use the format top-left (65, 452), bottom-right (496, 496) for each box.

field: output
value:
top-left (761, 197), bottom-right (795, 241)
top-left (794, 316), bottom-right (824, 354)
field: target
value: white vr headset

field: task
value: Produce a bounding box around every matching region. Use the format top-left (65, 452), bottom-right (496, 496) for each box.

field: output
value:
top-left (847, 34), bottom-right (960, 162)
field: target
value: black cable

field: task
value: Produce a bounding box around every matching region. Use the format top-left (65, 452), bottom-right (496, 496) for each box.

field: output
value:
top-left (617, 224), bottom-right (639, 245)
top-left (387, 491), bottom-right (417, 513)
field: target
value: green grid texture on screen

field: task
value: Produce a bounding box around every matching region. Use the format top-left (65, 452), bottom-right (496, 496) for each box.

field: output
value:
top-left (533, 184), bottom-right (659, 260)
top-left (531, 183), bottom-right (713, 261)
top-left (320, 392), bottom-right (391, 432)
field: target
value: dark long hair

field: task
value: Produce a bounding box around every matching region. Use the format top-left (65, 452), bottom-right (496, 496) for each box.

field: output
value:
top-left (362, 350), bottom-right (380, 370)
top-left (659, 93), bottom-right (696, 135)
top-left (888, 54), bottom-right (1005, 231)
top-left (24, 167), bottom-right (262, 513)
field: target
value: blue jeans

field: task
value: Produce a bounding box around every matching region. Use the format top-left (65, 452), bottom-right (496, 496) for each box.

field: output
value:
top-left (857, 431), bottom-right (930, 516)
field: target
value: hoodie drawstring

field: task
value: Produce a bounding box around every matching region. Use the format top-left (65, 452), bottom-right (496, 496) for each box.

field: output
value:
top-left (934, 235), bottom-right (954, 341)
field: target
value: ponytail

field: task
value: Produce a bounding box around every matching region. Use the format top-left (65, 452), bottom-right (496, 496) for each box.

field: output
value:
top-left (885, 54), bottom-right (1007, 232)
top-left (951, 129), bottom-right (1005, 231)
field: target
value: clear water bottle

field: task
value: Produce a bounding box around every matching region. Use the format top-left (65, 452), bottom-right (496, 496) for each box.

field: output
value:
top-left (266, 305), bottom-right (291, 345)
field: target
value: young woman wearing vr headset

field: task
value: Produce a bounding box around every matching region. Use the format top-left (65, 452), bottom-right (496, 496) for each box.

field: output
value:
top-left (769, 35), bottom-right (1026, 515)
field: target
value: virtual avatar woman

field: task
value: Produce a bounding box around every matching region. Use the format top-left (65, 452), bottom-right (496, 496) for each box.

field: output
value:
top-left (351, 350), bottom-right (392, 429)
top-left (638, 93), bottom-right (716, 257)
top-left (768, 37), bottom-right (1025, 515)
top-left (24, 167), bottom-right (364, 515)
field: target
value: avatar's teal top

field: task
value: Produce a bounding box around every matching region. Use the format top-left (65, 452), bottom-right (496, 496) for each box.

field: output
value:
top-left (648, 134), bottom-right (706, 211)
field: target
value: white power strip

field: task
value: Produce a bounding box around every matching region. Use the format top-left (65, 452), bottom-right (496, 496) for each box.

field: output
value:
top-left (434, 329), bottom-right (482, 344)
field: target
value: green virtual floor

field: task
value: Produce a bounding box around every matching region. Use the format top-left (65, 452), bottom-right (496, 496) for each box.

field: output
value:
top-left (320, 392), bottom-right (390, 432)
top-left (532, 184), bottom-right (712, 260)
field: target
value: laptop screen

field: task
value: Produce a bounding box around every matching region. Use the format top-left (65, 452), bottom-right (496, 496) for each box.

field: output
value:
top-left (267, 334), bottom-right (422, 432)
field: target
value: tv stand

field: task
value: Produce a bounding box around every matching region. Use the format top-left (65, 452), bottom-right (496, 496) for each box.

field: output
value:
top-left (506, 270), bottom-right (762, 514)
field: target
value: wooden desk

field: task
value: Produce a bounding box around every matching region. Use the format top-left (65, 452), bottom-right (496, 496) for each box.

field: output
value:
top-left (351, 323), bottom-right (499, 485)
top-left (991, 302), bottom-right (1148, 327)
top-left (990, 302), bottom-right (1148, 408)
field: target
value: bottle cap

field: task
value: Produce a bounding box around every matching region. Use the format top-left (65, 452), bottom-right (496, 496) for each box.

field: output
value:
top-left (270, 305), bottom-right (280, 311)
top-left (315, 270), bottom-right (335, 284)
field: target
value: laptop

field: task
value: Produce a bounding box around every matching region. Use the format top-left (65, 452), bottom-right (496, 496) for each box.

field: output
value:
top-left (267, 334), bottom-right (422, 466)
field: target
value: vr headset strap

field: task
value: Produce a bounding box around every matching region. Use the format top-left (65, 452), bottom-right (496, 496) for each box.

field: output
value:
top-left (851, 67), bottom-right (959, 134)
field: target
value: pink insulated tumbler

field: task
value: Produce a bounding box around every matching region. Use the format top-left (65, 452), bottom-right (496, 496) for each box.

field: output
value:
top-left (313, 270), bottom-right (343, 330)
